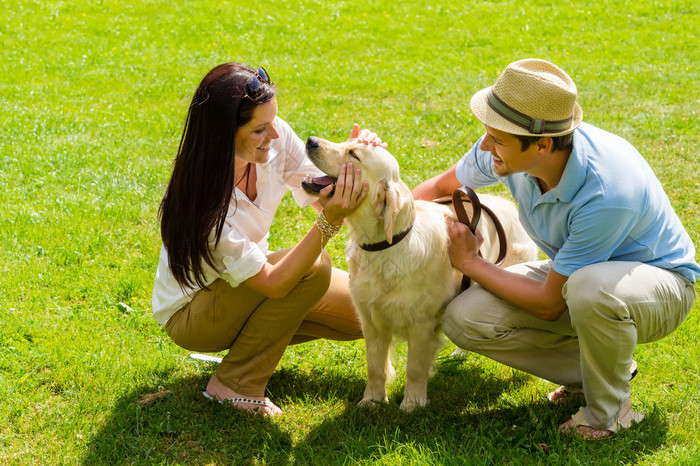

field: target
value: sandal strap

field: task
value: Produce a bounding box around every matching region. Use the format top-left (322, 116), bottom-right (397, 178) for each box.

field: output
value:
top-left (202, 391), bottom-right (271, 407)
top-left (610, 407), bottom-right (645, 432)
top-left (222, 396), bottom-right (268, 407)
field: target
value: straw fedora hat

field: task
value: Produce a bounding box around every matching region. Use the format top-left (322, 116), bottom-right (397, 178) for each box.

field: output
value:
top-left (470, 59), bottom-right (582, 137)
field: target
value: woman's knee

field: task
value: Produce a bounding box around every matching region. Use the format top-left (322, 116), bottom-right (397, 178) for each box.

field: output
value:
top-left (305, 250), bottom-right (332, 278)
top-left (278, 251), bottom-right (333, 319)
top-left (300, 250), bottom-right (332, 293)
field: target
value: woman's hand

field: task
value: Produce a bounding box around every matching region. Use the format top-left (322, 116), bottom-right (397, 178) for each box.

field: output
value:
top-left (350, 123), bottom-right (388, 148)
top-left (446, 216), bottom-right (484, 273)
top-left (319, 163), bottom-right (368, 225)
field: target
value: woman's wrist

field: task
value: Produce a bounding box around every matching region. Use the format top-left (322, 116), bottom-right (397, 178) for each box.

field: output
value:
top-left (316, 210), bottom-right (341, 243)
top-left (321, 208), bottom-right (344, 227)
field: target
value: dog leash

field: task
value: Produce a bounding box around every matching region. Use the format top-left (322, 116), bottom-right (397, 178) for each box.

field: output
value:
top-left (434, 188), bottom-right (508, 291)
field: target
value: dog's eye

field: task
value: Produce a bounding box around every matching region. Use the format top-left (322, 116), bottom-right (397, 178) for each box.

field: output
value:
top-left (348, 150), bottom-right (360, 161)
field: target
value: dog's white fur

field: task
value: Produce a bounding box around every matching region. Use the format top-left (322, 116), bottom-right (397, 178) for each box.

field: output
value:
top-left (306, 137), bottom-right (538, 411)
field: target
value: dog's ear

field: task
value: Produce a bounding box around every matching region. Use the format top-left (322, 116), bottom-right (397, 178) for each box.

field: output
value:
top-left (373, 179), bottom-right (401, 243)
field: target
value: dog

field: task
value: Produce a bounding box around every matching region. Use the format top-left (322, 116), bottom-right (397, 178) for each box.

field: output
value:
top-left (302, 136), bottom-right (538, 411)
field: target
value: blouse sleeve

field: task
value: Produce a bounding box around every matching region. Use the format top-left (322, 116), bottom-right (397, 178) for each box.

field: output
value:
top-left (209, 227), bottom-right (267, 288)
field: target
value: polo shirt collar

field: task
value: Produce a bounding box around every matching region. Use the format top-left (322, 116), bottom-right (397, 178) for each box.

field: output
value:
top-left (532, 129), bottom-right (586, 203)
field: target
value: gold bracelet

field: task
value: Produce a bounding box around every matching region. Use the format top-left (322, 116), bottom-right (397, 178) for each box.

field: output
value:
top-left (317, 210), bottom-right (341, 244)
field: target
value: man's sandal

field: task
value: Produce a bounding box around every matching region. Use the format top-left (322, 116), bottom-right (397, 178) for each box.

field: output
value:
top-left (559, 400), bottom-right (645, 439)
top-left (202, 391), bottom-right (280, 416)
top-left (548, 360), bottom-right (638, 405)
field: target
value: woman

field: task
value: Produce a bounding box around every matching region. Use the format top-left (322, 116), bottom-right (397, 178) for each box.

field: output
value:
top-left (152, 63), bottom-right (383, 416)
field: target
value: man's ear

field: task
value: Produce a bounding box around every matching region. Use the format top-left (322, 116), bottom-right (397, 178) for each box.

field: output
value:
top-left (373, 179), bottom-right (400, 243)
top-left (536, 136), bottom-right (554, 154)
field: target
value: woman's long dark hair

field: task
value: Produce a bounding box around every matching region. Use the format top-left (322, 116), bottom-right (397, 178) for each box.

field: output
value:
top-left (159, 63), bottom-right (276, 290)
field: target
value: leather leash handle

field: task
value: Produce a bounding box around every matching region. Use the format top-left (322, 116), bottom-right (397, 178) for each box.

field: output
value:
top-left (452, 188), bottom-right (481, 234)
top-left (447, 188), bottom-right (509, 291)
top-left (479, 203), bottom-right (508, 267)
top-left (451, 188), bottom-right (479, 291)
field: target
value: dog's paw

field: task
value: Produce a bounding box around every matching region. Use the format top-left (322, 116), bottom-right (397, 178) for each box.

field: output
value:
top-left (399, 397), bottom-right (428, 413)
top-left (358, 397), bottom-right (388, 409)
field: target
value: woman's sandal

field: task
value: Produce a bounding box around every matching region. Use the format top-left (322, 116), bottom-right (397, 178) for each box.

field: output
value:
top-left (202, 391), bottom-right (281, 416)
top-left (559, 400), bottom-right (645, 439)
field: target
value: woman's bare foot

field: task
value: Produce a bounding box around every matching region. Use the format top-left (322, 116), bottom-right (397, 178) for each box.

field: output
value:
top-left (204, 374), bottom-right (282, 416)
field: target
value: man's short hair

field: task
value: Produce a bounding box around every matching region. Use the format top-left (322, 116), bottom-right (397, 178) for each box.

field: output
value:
top-left (515, 132), bottom-right (574, 152)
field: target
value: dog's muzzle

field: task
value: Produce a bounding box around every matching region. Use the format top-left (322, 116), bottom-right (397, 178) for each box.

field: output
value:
top-left (302, 175), bottom-right (336, 195)
top-left (306, 137), bottom-right (320, 151)
top-left (302, 137), bottom-right (337, 195)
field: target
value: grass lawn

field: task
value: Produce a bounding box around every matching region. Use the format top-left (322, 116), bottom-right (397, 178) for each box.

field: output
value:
top-left (1, 0), bottom-right (699, 464)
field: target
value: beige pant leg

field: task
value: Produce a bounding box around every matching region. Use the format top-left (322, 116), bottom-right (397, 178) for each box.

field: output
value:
top-left (564, 261), bottom-right (695, 429)
top-left (290, 268), bottom-right (363, 345)
top-left (444, 259), bottom-right (696, 431)
top-left (165, 249), bottom-right (332, 397)
top-left (443, 261), bottom-right (582, 386)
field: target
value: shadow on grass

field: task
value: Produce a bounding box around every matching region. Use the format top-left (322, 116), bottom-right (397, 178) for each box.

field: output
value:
top-left (82, 370), bottom-right (295, 465)
top-left (290, 359), bottom-right (671, 464)
top-left (82, 360), bottom-right (669, 465)
top-left (82, 363), bottom-right (369, 465)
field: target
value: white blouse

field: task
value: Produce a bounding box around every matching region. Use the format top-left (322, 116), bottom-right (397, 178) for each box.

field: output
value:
top-left (151, 117), bottom-right (322, 326)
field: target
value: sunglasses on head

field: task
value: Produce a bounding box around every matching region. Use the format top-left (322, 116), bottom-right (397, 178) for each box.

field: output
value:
top-left (245, 66), bottom-right (270, 99)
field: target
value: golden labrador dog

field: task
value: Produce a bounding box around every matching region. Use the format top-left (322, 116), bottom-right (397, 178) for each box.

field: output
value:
top-left (303, 137), bottom-right (538, 411)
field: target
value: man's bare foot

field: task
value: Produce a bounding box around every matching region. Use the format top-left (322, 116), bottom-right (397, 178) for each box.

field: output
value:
top-left (204, 374), bottom-right (282, 416)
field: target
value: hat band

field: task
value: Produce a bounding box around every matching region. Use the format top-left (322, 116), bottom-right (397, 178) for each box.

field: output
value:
top-left (487, 90), bottom-right (573, 135)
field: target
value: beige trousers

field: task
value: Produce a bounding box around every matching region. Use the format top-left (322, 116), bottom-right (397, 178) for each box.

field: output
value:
top-left (164, 249), bottom-right (362, 397)
top-left (443, 260), bottom-right (696, 430)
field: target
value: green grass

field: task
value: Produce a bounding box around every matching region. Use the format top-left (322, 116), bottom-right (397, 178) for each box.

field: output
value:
top-left (1, 0), bottom-right (699, 464)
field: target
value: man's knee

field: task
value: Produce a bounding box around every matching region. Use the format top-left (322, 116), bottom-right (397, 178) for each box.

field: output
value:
top-left (442, 286), bottom-right (500, 349)
top-left (564, 264), bottom-right (624, 326)
top-left (442, 299), bottom-right (466, 346)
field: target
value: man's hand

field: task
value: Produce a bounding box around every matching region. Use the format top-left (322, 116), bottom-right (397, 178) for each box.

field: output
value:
top-left (446, 216), bottom-right (483, 273)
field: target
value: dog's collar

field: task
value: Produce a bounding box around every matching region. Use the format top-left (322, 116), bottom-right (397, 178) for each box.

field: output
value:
top-left (358, 225), bottom-right (413, 252)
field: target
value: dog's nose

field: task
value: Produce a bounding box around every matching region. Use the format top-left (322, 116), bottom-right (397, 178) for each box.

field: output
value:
top-left (306, 137), bottom-right (319, 151)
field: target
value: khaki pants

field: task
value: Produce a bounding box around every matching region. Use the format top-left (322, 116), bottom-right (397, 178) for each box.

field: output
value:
top-left (443, 260), bottom-right (696, 430)
top-left (164, 249), bottom-right (362, 397)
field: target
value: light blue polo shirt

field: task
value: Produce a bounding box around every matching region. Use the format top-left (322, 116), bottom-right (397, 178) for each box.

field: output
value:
top-left (455, 122), bottom-right (700, 283)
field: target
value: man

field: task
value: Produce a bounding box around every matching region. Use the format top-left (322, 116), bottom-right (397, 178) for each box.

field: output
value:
top-left (412, 59), bottom-right (698, 438)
